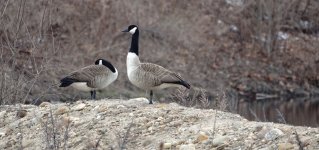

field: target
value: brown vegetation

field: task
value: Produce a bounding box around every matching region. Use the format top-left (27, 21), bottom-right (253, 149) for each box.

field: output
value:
top-left (1, 0), bottom-right (319, 105)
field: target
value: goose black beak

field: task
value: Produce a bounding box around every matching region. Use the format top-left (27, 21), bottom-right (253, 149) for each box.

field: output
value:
top-left (122, 29), bottom-right (129, 32)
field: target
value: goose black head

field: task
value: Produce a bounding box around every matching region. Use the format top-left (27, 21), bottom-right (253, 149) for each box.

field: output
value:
top-left (122, 25), bottom-right (138, 34)
top-left (95, 59), bottom-right (116, 73)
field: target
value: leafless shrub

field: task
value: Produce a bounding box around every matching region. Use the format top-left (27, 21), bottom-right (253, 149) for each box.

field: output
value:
top-left (210, 88), bottom-right (239, 112)
top-left (211, 108), bottom-right (218, 147)
top-left (170, 88), bottom-right (210, 108)
top-left (113, 120), bottom-right (135, 150)
top-left (93, 136), bottom-right (103, 150)
top-left (249, 107), bottom-right (261, 122)
top-left (0, 0), bottom-right (64, 105)
top-left (17, 105), bottom-right (24, 150)
top-left (276, 108), bottom-right (304, 150)
top-left (275, 108), bottom-right (287, 124)
top-left (215, 90), bottom-right (229, 111)
top-left (41, 107), bottom-right (70, 150)
top-left (234, 0), bottom-right (319, 55)
top-left (1, 0), bottom-right (319, 107)
top-left (294, 130), bottom-right (304, 150)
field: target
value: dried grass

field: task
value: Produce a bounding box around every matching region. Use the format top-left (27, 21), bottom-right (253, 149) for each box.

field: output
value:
top-left (1, 0), bottom-right (319, 105)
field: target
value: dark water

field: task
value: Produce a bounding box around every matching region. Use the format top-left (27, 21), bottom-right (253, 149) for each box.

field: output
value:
top-left (237, 98), bottom-right (319, 127)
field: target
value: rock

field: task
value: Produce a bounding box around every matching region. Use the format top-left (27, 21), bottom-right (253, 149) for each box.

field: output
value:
top-left (97, 105), bottom-right (108, 112)
top-left (116, 105), bottom-right (126, 109)
top-left (157, 117), bottom-right (164, 121)
top-left (253, 125), bottom-right (263, 132)
top-left (55, 106), bottom-right (69, 115)
top-left (214, 144), bottom-right (227, 150)
top-left (0, 131), bottom-right (5, 137)
top-left (5, 128), bottom-right (13, 136)
top-left (163, 143), bottom-right (172, 149)
top-left (265, 128), bottom-right (284, 141)
top-left (179, 144), bottom-right (196, 150)
top-left (17, 132), bottom-right (22, 138)
top-left (247, 132), bottom-right (256, 140)
top-left (128, 97), bottom-right (149, 104)
top-left (22, 139), bottom-right (34, 148)
top-left (197, 131), bottom-right (209, 143)
top-left (212, 136), bottom-right (230, 147)
top-left (16, 110), bottom-right (27, 118)
top-left (0, 111), bottom-right (6, 118)
top-left (95, 114), bottom-right (103, 120)
top-left (148, 126), bottom-right (153, 131)
top-left (39, 102), bottom-right (51, 107)
top-left (278, 143), bottom-right (294, 150)
top-left (258, 147), bottom-right (271, 150)
top-left (142, 139), bottom-right (152, 146)
top-left (84, 138), bottom-right (98, 149)
top-left (187, 125), bottom-right (200, 134)
top-left (257, 127), bottom-right (269, 139)
top-left (145, 121), bottom-right (153, 128)
top-left (72, 103), bottom-right (86, 111)
top-left (61, 116), bottom-right (71, 127)
top-left (75, 100), bottom-right (84, 104)
top-left (300, 136), bottom-right (311, 146)
top-left (69, 117), bottom-right (81, 126)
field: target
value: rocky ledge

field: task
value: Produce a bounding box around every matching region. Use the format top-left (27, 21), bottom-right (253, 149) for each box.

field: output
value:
top-left (0, 98), bottom-right (318, 149)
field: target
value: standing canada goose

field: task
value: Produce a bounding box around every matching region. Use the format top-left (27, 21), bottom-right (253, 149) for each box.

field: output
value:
top-left (122, 25), bottom-right (190, 104)
top-left (60, 59), bottom-right (118, 99)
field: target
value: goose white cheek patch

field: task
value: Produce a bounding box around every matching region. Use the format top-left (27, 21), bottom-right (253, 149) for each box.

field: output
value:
top-left (129, 27), bottom-right (137, 34)
top-left (99, 60), bottom-right (103, 65)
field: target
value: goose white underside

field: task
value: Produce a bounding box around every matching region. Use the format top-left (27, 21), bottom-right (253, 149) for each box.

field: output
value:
top-left (151, 83), bottom-right (184, 90)
top-left (71, 82), bottom-right (93, 92)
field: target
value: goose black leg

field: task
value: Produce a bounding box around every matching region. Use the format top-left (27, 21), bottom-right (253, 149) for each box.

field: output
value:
top-left (149, 90), bottom-right (153, 104)
top-left (90, 91), bottom-right (96, 100)
top-left (90, 91), bottom-right (94, 99)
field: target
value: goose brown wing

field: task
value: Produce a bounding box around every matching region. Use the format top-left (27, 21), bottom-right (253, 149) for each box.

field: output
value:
top-left (68, 65), bottom-right (111, 88)
top-left (140, 63), bottom-right (169, 76)
top-left (140, 63), bottom-right (185, 84)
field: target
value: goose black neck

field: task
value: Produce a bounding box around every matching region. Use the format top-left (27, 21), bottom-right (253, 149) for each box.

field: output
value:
top-left (102, 61), bottom-right (116, 73)
top-left (129, 30), bottom-right (139, 56)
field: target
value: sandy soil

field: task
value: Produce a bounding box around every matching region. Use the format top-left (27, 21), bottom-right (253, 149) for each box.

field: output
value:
top-left (0, 98), bottom-right (318, 150)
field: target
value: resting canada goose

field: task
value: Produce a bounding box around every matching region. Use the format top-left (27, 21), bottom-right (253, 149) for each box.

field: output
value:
top-left (122, 25), bottom-right (190, 104)
top-left (59, 59), bottom-right (118, 99)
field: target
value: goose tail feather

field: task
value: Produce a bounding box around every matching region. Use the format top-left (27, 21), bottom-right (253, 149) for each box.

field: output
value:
top-left (181, 80), bottom-right (191, 89)
top-left (60, 77), bottom-right (77, 87)
top-left (162, 80), bottom-right (191, 89)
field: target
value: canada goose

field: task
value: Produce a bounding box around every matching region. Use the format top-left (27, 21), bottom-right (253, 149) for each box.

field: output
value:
top-left (60, 59), bottom-right (118, 99)
top-left (122, 25), bottom-right (190, 104)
